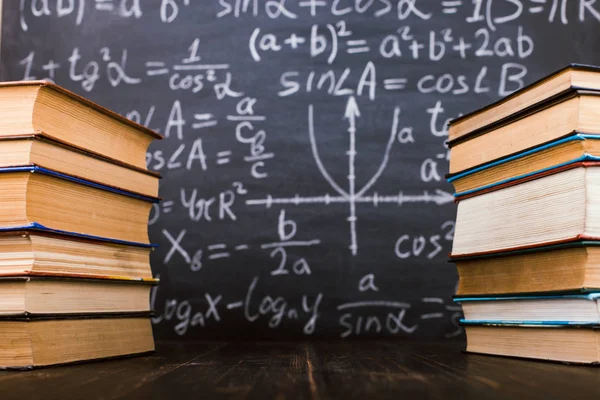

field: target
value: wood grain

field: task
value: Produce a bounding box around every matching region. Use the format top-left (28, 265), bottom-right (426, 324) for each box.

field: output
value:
top-left (0, 340), bottom-right (599, 399)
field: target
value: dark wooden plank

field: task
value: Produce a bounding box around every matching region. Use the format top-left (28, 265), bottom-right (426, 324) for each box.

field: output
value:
top-left (123, 342), bottom-right (327, 400)
top-left (420, 346), bottom-right (600, 398)
top-left (312, 341), bottom-right (494, 400)
top-left (0, 342), bottom-right (227, 400)
top-left (2, 340), bottom-right (600, 399)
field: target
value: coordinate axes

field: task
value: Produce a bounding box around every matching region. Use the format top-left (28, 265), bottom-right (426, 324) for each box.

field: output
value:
top-left (246, 97), bottom-right (454, 256)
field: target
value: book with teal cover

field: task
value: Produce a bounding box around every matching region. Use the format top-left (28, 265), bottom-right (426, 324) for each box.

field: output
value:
top-left (448, 239), bottom-right (600, 261)
top-left (460, 320), bottom-right (600, 327)
top-left (447, 133), bottom-right (600, 197)
top-left (0, 165), bottom-right (158, 247)
top-left (455, 293), bottom-right (600, 302)
top-left (457, 293), bottom-right (600, 326)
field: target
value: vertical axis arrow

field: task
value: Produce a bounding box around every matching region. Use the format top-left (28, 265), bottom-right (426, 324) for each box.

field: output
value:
top-left (344, 96), bottom-right (360, 256)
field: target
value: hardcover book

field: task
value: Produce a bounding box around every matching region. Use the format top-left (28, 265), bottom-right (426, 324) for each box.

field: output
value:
top-left (449, 88), bottom-right (600, 174)
top-left (447, 134), bottom-right (600, 197)
top-left (0, 134), bottom-right (160, 197)
top-left (0, 315), bottom-right (154, 369)
top-left (451, 241), bottom-right (600, 296)
top-left (452, 166), bottom-right (600, 256)
top-left (0, 230), bottom-right (153, 279)
top-left (463, 324), bottom-right (600, 364)
top-left (0, 166), bottom-right (156, 244)
top-left (0, 80), bottom-right (161, 169)
top-left (449, 64), bottom-right (600, 143)
top-left (0, 276), bottom-right (156, 316)
top-left (456, 293), bottom-right (600, 323)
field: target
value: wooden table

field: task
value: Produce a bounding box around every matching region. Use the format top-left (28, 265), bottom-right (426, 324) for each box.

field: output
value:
top-left (1, 340), bottom-right (598, 399)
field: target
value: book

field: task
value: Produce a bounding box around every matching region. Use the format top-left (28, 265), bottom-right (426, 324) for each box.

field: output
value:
top-left (448, 89), bottom-right (600, 175)
top-left (448, 64), bottom-right (600, 143)
top-left (0, 80), bottom-right (161, 169)
top-left (0, 315), bottom-right (154, 369)
top-left (0, 166), bottom-right (155, 244)
top-left (452, 166), bottom-right (600, 256)
top-left (452, 241), bottom-right (600, 296)
top-left (0, 276), bottom-right (155, 315)
top-left (0, 230), bottom-right (153, 279)
top-left (0, 134), bottom-right (160, 198)
top-left (455, 160), bottom-right (600, 200)
top-left (456, 293), bottom-right (600, 323)
top-left (447, 134), bottom-right (600, 197)
top-left (447, 65), bottom-right (600, 366)
top-left (464, 325), bottom-right (600, 364)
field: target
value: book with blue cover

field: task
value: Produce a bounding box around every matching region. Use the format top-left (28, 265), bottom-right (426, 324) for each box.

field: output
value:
top-left (0, 165), bottom-right (155, 245)
top-left (0, 229), bottom-right (154, 280)
top-left (0, 134), bottom-right (160, 198)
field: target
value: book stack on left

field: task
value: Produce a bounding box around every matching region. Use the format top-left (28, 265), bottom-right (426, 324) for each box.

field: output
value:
top-left (0, 81), bottom-right (161, 369)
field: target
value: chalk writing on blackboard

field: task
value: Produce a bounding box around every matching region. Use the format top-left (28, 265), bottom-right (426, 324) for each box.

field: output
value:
top-left (5, 0), bottom-right (599, 339)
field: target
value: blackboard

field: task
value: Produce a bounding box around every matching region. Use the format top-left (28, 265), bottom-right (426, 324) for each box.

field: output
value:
top-left (2, 0), bottom-right (600, 340)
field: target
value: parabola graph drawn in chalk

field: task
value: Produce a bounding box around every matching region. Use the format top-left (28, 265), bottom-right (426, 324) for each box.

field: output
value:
top-left (246, 97), bottom-right (454, 256)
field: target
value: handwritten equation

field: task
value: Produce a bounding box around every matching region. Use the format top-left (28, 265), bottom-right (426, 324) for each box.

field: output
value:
top-left (17, 0), bottom-right (600, 28)
top-left (5, 0), bottom-right (586, 338)
top-left (151, 277), bottom-right (462, 338)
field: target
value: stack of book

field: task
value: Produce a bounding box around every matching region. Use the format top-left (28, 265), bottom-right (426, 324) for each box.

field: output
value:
top-left (0, 81), bottom-right (161, 369)
top-left (447, 64), bottom-right (600, 364)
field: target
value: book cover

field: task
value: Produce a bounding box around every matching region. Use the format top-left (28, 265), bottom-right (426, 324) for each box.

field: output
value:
top-left (0, 223), bottom-right (156, 248)
top-left (447, 64), bottom-right (600, 144)
top-left (448, 133), bottom-right (600, 192)
top-left (0, 165), bottom-right (159, 203)
top-left (449, 238), bottom-right (600, 261)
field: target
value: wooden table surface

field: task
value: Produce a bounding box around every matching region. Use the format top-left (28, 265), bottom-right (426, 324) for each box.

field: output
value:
top-left (1, 340), bottom-right (598, 399)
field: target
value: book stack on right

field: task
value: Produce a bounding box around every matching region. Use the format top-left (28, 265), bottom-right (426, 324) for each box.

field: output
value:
top-left (447, 64), bottom-right (600, 364)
